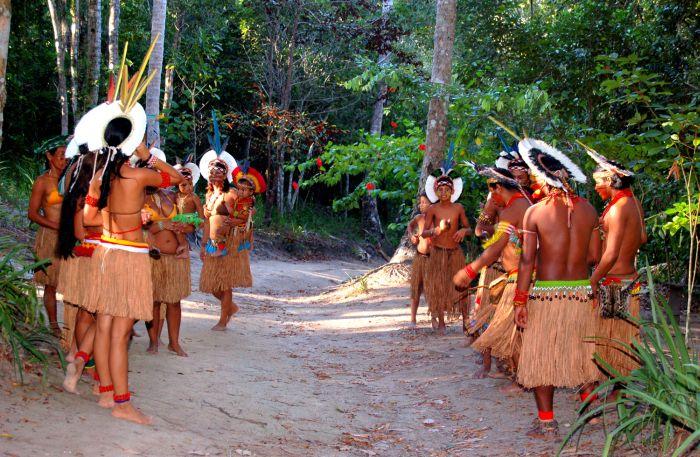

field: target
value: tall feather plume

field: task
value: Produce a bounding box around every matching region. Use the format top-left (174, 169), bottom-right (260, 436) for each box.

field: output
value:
top-left (208, 111), bottom-right (226, 155)
top-left (116, 34), bottom-right (160, 112)
top-left (442, 142), bottom-right (455, 175)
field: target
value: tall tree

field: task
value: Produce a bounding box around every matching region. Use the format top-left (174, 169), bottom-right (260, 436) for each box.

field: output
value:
top-left (390, 0), bottom-right (457, 263)
top-left (162, 11), bottom-right (183, 113)
top-left (362, 0), bottom-right (393, 250)
top-left (107, 0), bottom-right (119, 71)
top-left (85, 0), bottom-right (101, 107)
top-left (68, 0), bottom-right (79, 122)
top-left (145, 0), bottom-right (166, 147)
top-left (47, 0), bottom-right (69, 133)
top-left (0, 0), bottom-right (10, 151)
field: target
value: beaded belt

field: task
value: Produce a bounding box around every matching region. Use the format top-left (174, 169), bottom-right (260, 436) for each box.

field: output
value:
top-left (529, 279), bottom-right (593, 302)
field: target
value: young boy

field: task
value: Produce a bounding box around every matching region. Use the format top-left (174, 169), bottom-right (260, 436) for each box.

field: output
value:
top-left (421, 173), bottom-right (472, 334)
top-left (407, 193), bottom-right (432, 325)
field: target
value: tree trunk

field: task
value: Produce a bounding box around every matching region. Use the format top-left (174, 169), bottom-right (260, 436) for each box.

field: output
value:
top-left (362, 0), bottom-right (393, 247)
top-left (390, 0), bottom-right (456, 264)
top-left (69, 0), bottom-right (79, 122)
top-left (162, 14), bottom-right (182, 113)
top-left (107, 0), bottom-right (119, 71)
top-left (0, 0), bottom-right (10, 151)
top-left (86, 0), bottom-right (102, 107)
top-left (145, 0), bottom-right (166, 147)
top-left (290, 144), bottom-right (313, 209)
top-left (47, 0), bottom-right (69, 134)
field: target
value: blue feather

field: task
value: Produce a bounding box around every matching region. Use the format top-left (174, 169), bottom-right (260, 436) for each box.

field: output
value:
top-left (442, 142), bottom-right (455, 171)
top-left (241, 160), bottom-right (250, 174)
top-left (210, 111), bottom-right (223, 156)
top-left (496, 130), bottom-right (517, 155)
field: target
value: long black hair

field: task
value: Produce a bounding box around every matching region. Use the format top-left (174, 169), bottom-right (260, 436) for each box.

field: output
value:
top-left (96, 117), bottom-right (131, 209)
top-left (57, 146), bottom-right (108, 259)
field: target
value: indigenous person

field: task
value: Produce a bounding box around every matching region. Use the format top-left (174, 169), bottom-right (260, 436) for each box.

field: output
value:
top-left (80, 40), bottom-right (184, 424)
top-left (143, 184), bottom-right (193, 356)
top-left (28, 137), bottom-right (68, 336)
top-left (453, 166), bottom-right (530, 381)
top-left (59, 144), bottom-right (109, 395)
top-left (407, 193), bottom-right (431, 326)
top-left (513, 138), bottom-right (600, 439)
top-left (584, 144), bottom-right (646, 378)
top-left (421, 157), bottom-right (472, 334)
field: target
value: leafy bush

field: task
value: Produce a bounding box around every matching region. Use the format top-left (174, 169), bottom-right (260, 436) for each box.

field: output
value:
top-left (0, 237), bottom-right (63, 382)
top-left (560, 269), bottom-right (699, 456)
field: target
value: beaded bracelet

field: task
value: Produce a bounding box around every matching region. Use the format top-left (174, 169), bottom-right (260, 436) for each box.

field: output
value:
top-left (147, 153), bottom-right (158, 168)
top-left (513, 288), bottom-right (529, 307)
top-left (85, 194), bottom-right (99, 207)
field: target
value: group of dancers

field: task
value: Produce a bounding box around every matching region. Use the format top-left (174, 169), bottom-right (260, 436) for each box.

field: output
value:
top-left (28, 42), bottom-right (266, 425)
top-left (408, 135), bottom-right (645, 439)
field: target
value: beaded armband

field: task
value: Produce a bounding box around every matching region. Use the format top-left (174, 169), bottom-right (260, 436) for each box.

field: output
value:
top-left (85, 194), bottom-right (99, 207)
top-left (147, 153), bottom-right (158, 168)
top-left (477, 211), bottom-right (495, 225)
top-left (513, 289), bottom-right (529, 307)
top-left (158, 170), bottom-right (171, 188)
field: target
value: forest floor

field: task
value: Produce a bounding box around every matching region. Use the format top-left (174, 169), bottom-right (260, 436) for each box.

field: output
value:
top-left (0, 250), bottom-right (656, 457)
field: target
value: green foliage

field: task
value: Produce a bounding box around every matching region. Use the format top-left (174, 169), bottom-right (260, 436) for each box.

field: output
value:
top-left (0, 237), bottom-right (63, 382)
top-left (559, 268), bottom-right (699, 456)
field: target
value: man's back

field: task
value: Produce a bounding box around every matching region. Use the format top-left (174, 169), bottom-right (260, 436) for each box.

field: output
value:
top-left (526, 196), bottom-right (597, 280)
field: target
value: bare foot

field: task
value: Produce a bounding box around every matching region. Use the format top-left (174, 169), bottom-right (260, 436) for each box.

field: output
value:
top-left (227, 303), bottom-right (240, 321)
top-left (431, 317), bottom-right (438, 330)
top-left (211, 322), bottom-right (227, 331)
top-left (92, 381), bottom-right (100, 396)
top-left (111, 402), bottom-right (152, 425)
top-left (98, 392), bottom-right (115, 408)
top-left (168, 343), bottom-right (188, 357)
top-left (435, 326), bottom-right (446, 336)
top-left (146, 342), bottom-right (159, 354)
top-left (66, 350), bottom-right (76, 363)
top-left (499, 381), bottom-right (524, 395)
top-left (131, 329), bottom-right (142, 338)
top-left (472, 368), bottom-right (489, 379)
top-left (487, 370), bottom-right (509, 379)
top-left (62, 360), bottom-right (84, 394)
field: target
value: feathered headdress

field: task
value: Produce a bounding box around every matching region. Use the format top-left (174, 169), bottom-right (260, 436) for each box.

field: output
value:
top-left (199, 111), bottom-right (237, 183)
top-left (465, 160), bottom-right (519, 187)
top-left (175, 153), bottom-right (201, 187)
top-left (576, 140), bottom-right (634, 177)
top-left (232, 160), bottom-right (267, 194)
top-left (425, 142), bottom-right (463, 203)
top-left (518, 138), bottom-right (586, 189)
top-left (73, 37), bottom-right (159, 157)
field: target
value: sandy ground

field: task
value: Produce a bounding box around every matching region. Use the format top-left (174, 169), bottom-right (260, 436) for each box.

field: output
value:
top-left (0, 254), bottom-right (644, 457)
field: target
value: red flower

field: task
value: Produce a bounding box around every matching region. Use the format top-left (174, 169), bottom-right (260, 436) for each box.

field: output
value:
top-left (419, 144), bottom-right (426, 151)
top-left (365, 182), bottom-right (375, 191)
top-left (390, 121), bottom-right (398, 129)
top-left (292, 181), bottom-right (299, 191)
top-left (316, 158), bottom-right (323, 168)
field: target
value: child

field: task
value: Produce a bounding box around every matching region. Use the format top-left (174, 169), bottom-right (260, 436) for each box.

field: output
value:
top-left (407, 193), bottom-right (431, 326)
top-left (143, 188), bottom-right (190, 259)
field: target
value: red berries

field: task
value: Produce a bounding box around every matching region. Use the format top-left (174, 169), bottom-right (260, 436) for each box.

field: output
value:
top-left (316, 158), bottom-right (323, 168)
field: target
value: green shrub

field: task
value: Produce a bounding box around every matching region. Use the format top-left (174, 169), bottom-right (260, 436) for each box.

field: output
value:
top-left (0, 237), bottom-right (63, 382)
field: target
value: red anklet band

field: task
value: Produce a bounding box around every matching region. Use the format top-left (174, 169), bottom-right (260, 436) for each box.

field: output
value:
top-left (99, 384), bottom-right (114, 393)
top-left (538, 410), bottom-right (554, 421)
top-left (113, 392), bottom-right (130, 404)
top-left (92, 371), bottom-right (100, 381)
top-left (75, 351), bottom-right (90, 363)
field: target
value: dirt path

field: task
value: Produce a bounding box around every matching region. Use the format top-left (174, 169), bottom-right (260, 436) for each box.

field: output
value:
top-left (1, 255), bottom-right (620, 456)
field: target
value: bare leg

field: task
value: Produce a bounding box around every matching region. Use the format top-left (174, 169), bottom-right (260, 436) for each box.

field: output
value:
top-left (212, 289), bottom-right (232, 330)
top-left (74, 309), bottom-right (94, 349)
top-left (157, 310), bottom-right (166, 345)
top-left (44, 285), bottom-right (60, 335)
top-left (166, 302), bottom-right (187, 357)
top-left (436, 312), bottom-right (446, 335)
top-left (110, 316), bottom-right (151, 425)
top-left (473, 349), bottom-right (492, 378)
top-left (227, 290), bottom-right (238, 320)
top-left (63, 320), bottom-right (97, 394)
top-left (94, 314), bottom-right (115, 408)
top-left (410, 285), bottom-right (421, 325)
top-left (146, 303), bottom-right (160, 353)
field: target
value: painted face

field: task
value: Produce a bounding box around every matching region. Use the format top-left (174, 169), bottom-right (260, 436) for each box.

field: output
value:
top-left (436, 184), bottom-right (453, 201)
top-left (418, 196), bottom-right (431, 214)
top-left (209, 164), bottom-right (226, 184)
top-left (488, 185), bottom-right (506, 207)
top-left (237, 179), bottom-right (254, 198)
top-left (47, 146), bottom-right (67, 172)
top-left (593, 173), bottom-right (613, 201)
top-left (510, 168), bottom-right (531, 188)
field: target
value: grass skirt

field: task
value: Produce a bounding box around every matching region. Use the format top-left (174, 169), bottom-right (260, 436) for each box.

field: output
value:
top-left (595, 285), bottom-right (641, 376)
top-left (472, 280), bottom-right (522, 361)
top-left (83, 244), bottom-right (153, 321)
top-left (199, 229), bottom-right (253, 293)
top-left (151, 254), bottom-right (191, 304)
top-left (424, 246), bottom-right (466, 319)
top-left (58, 256), bottom-right (92, 306)
top-left (33, 226), bottom-right (61, 287)
top-left (517, 281), bottom-right (601, 388)
top-left (468, 266), bottom-right (506, 335)
top-left (60, 301), bottom-right (79, 351)
top-left (410, 254), bottom-right (428, 301)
